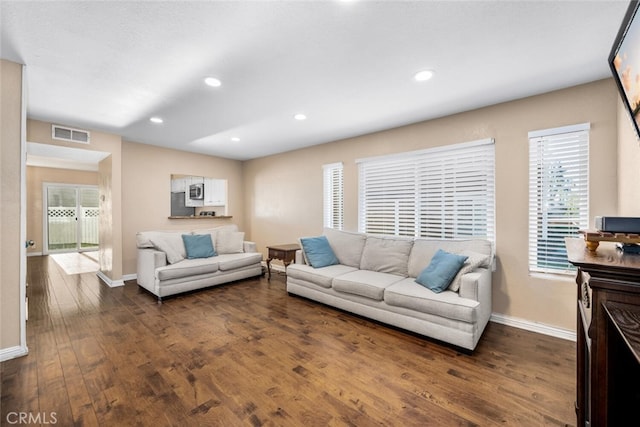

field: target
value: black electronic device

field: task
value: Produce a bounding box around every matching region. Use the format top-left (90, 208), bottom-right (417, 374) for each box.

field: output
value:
top-left (617, 243), bottom-right (640, 254)
top-left (609, 0), bottom-right (640, 140)
top-left (595, 216), bottom-right (640, 233)
top-left (189, 183), bottom-right (204, 200)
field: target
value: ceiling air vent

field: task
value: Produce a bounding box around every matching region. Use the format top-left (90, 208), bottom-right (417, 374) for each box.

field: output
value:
top-left (52, 125), bottom-right (90, 144)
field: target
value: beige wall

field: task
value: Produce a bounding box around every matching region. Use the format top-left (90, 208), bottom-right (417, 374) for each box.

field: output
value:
top-left (98, 155), bottom-right (117, 279)
top-left (243, 79), bottom-right (619, 331)
top-left (617, 99), bottom-right (640, 214)
top-left (120, 141), bottom-right (244, 275)
top-left (27, 119), bottom-right (123, 281)
top-left (26, 166), bottom-right (99, 255)
top-left (1, 59), bottom-right (24, 351)
top-left (13, 78), bottom-right (628, 334)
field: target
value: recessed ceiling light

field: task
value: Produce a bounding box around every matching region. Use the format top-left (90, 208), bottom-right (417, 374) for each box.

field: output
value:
top-left (204, 77), bottom-right (222, 87)
top-left (150, 117), bottom-right (163, 124)
top-left (414, 70), bottom-right (434, 82)
top-left (294, 113), bottom-right (307, 121)
top-left (231, 137), bottom-right (240, 142)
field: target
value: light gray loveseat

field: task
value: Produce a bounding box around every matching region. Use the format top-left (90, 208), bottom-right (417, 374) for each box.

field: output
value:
top-left (286, 228), bottom-right (494, 351)
top-left (136, 225), bottom-right (263, 301)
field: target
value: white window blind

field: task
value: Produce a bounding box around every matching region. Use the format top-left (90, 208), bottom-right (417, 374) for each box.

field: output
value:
top-left (357, 139), bottom-right (495, 240)
top-left (528, 123), bottom-right (589, 274)
top-left (323, 162), bottom-right (344, 230)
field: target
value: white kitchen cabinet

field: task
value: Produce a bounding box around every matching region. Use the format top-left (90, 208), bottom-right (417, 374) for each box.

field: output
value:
top-left (204, 178), bottom-right (227, 206)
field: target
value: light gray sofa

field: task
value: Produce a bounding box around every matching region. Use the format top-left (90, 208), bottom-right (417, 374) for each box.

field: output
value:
top-left (136, 225), bottom-right (262, 301)
top-left (286, 228), bottom-right (494, 351)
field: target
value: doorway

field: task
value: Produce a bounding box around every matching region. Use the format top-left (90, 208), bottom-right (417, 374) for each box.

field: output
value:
top-left (44, 184), bottom-right (99, 254)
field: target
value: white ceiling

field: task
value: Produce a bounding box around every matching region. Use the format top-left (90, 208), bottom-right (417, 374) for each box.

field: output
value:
top-left (0, 1), bottom-right (631, 161)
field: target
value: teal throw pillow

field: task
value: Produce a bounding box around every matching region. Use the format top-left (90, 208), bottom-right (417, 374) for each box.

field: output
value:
top-left (182, 234), bottom-right (216, 259)
top-left (300, 236), bottom-right (339, 268)
top-left (416, 249), bottom-right (468, 293)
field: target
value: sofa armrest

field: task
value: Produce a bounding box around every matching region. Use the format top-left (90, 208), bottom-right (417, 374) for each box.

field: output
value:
top-left (137, 248), bottom-right (166, 290)
top-left (460, 267), bottom-right (492, 334)
top-left (459, 268), bottom-right (491, 304)
top-left (294, 249), bottom-right (307, 265)
top-left (243, 241), bottom-right (257, 253)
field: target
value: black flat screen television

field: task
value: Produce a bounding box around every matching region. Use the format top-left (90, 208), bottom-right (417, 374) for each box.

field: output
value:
top-left (610, 0), bottom-right (640, 140)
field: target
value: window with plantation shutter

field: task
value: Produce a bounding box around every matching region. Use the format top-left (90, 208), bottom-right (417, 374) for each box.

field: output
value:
top-left (323, 162), bottom-right (343, 230)
top-left (528, 123), bottom-right (589, 274)
top-left (357, 139), bottom-right (495, 241)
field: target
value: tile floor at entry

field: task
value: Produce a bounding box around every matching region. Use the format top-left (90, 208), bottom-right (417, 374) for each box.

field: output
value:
top-left (49, 251), bottom-right (99, 275)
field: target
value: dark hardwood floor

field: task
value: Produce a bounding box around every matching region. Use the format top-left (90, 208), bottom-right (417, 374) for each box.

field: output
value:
top-left (1, 256), bottom-right (577, 426)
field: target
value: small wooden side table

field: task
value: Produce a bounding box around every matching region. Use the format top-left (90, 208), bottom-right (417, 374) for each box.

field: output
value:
top-left (266, 243), bottom-right (300, 279)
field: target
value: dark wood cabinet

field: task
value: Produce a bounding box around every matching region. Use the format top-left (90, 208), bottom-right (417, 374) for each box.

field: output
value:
top-left (566, 238), bottom-right (640, 426)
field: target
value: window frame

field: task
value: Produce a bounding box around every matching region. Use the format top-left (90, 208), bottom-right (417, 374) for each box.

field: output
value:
top-left (323, 162), bottom-right (344, 230)
top-left (528, 123), bottom-right (590, 275)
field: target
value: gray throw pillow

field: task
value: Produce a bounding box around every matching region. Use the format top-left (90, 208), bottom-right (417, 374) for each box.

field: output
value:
top-left (360, 235), bottom-right (413, 277)
top-left (323, 228), bottom-right (366, 268)
top-left (149, 234), bottom-right (186, 264)
top-left (216, 231), bottom-right (245, 254)
top-left (448, 250), bottom-right (491, 292)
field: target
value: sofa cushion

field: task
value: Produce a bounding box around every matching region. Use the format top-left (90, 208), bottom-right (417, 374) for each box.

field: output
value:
top-left (300, 236), bottom-right (339, 268)
top-left (416, 250), bottom-right (468, 293)
top-left (287, 264), bottom-right (357, 288)
top-left (215, 253), bottom-right (263, 271)
top-left (216, 231), bottom-right (245, 254)
top-left (385, 278), bottom-right (479, 323)
top-left (182, 234), bottom-right (216, 259)
top-left (148, 233), bottom-right (187, 264)
top-left (137, 230), bottom-right (189, 249)
top-left (156, 258), bottom-right (219, 281)
top-left (323, 228), bottom-right (366, 268)
top-left (192, 225), bottom-right (239, 247)
top-left (333, 270), bottom-right (404, 301)
top-left (360, 235), bottom-right (413, 276)
top-left (408, 238), bottom-right (492, 278)
top-left (449, 250), bottom-right (491, 292)
top-left (195, 225), bottom-right (239, 232)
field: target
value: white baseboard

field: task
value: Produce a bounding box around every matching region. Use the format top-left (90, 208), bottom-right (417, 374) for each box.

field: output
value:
top-left (97, 270), bottom-right (124, 288)
top-left (490, 313), bottom-right (576, 342)
top-left (27, 252), bottom-right (43, 257)
top-left (122, 273), bottom-right (137, 282)
top-left (0, 345), bottom-right (29, 362)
